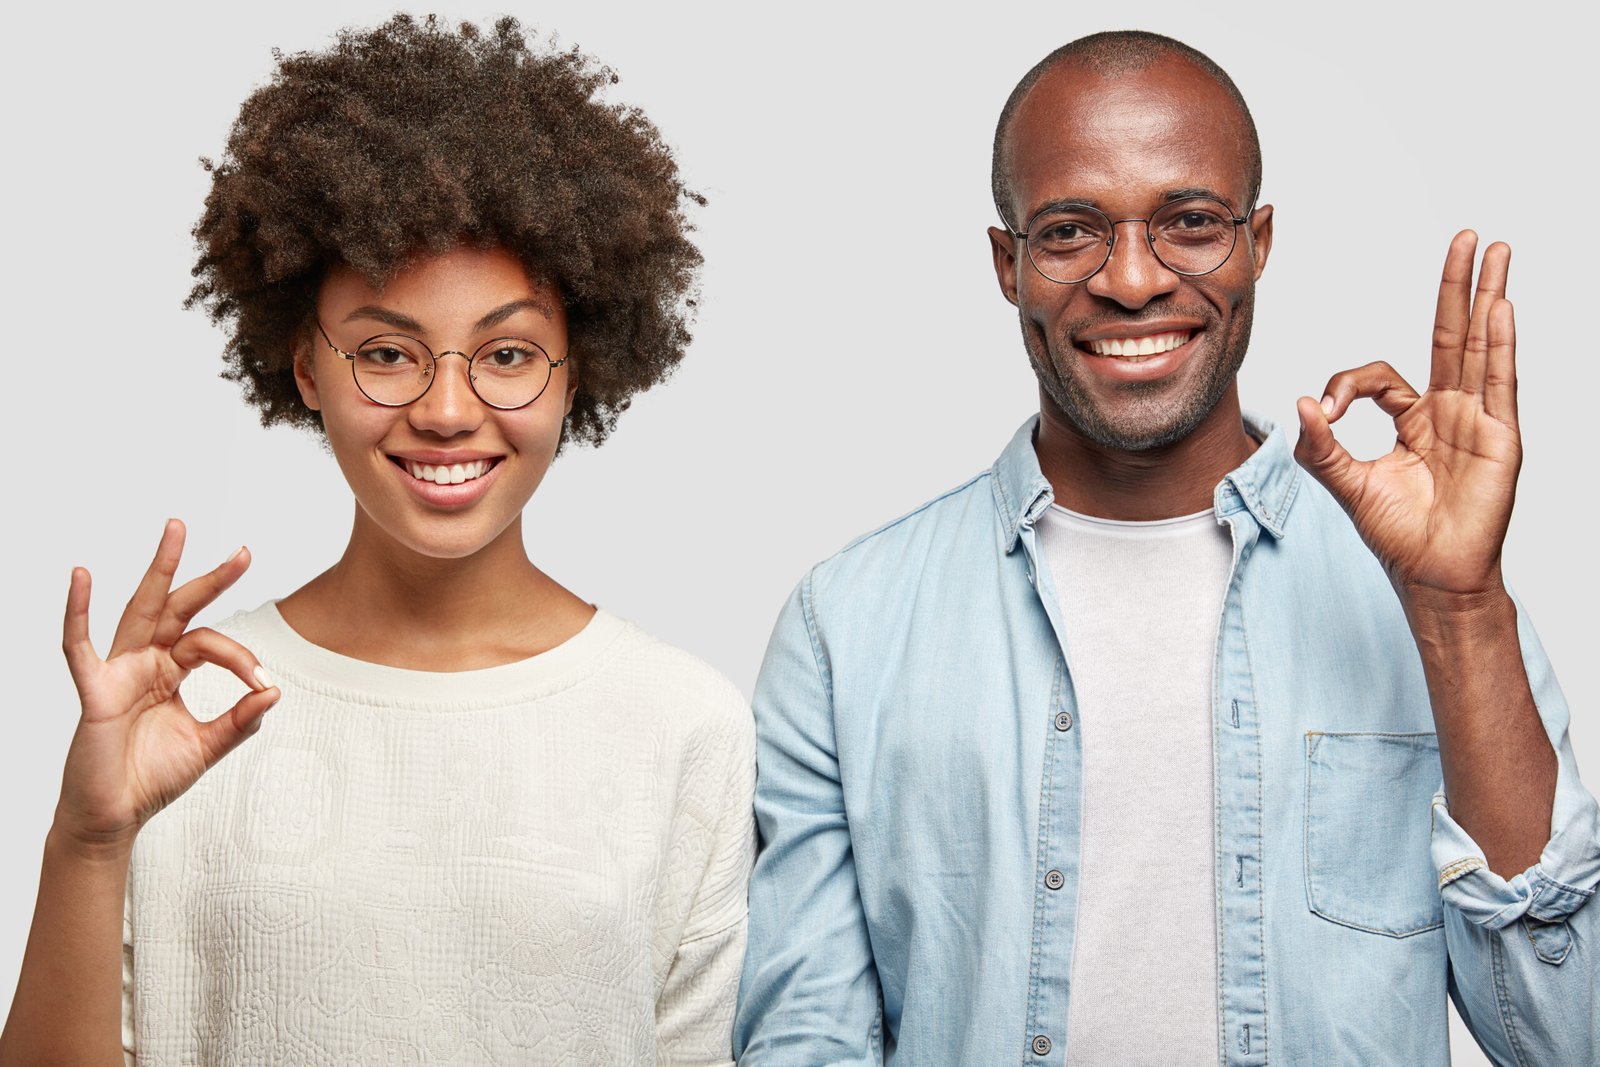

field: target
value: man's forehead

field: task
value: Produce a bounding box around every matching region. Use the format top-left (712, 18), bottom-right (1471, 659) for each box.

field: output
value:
top-left (1007, 62), bottom-right (1253, 211)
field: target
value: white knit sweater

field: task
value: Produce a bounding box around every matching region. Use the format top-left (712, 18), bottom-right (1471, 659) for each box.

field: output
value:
top-left (123, 602), bottom-right (754, 1066)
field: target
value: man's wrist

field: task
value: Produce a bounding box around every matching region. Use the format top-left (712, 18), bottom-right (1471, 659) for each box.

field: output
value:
top-left (1398, 578), bottom-right (1517, 645)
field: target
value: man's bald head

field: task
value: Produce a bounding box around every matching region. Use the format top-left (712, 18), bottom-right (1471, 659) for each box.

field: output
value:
top-left (991, 31), bottom-right (1262, 229)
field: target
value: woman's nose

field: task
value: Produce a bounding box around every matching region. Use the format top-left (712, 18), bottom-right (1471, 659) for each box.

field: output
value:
top-left (407, 352), bottom-right (485, 435)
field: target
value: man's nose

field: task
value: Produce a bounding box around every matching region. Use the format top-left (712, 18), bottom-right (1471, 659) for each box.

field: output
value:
top-left (408, 352), bottom-right (485, 436)
top-left (1084, 221), bottom-right (1181, 309)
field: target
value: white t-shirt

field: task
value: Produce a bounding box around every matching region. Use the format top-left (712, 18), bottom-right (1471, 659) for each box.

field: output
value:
top-left (1036, 504), bottom-right (1234, 1065)
top-left (123, 601), bottom-right (754, 1066)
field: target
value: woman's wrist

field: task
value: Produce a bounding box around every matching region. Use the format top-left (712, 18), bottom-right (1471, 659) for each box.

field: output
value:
top-left (46, 815), bottom-right (138, 865)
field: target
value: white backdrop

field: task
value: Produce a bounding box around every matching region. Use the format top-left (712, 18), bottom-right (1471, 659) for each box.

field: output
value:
top-left (2, 3), bottom-right (1593, 1063)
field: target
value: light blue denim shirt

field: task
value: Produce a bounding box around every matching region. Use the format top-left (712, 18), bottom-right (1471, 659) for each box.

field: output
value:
top-left (734, 416), bottom-right (1599, 1066)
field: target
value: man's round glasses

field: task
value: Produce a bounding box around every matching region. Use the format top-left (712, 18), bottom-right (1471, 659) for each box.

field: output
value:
top-left (1009, 196), bottom-right (1250, 284)
top-left (317, 323), bottom-right (568, 410)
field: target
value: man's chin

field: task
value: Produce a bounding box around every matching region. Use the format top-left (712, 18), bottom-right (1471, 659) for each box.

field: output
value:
top-left (1048, 387), bottom-right (1220, 453)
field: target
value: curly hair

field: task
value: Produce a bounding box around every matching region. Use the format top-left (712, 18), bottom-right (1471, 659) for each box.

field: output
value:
top-left (188, 14), bottom-right (704, 447)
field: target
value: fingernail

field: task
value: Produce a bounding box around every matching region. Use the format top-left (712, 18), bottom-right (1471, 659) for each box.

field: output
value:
top-left (253, 666), bottom-right (273, 690)
top-left (1320, 395), bottom-right (1334, 414)
top-left (228, 546), bottom-right (245, 563)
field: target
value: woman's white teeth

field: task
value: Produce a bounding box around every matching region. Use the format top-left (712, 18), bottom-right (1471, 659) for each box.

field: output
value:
top-left (1086, 330), bottom-right (1192, 358)
top-left (406, 459), bottom-right (492, 485)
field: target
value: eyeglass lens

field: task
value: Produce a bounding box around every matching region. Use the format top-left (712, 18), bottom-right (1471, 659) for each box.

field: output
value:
top-left (1024, 197), bottom-right (1240, 284)
top-left (348, 335), bottom-right (555, 409)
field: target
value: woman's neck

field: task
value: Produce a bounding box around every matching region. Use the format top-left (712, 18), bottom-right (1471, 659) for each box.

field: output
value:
top-left (276, 509), bottom-right (595, 671)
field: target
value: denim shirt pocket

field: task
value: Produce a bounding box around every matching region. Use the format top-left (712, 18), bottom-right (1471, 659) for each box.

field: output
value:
top-left (1304, 731), bottom-right (1444, 938)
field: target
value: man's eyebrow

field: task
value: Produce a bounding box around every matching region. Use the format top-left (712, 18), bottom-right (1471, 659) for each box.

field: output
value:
top-left (343, 306), bottom-right (424, 333)
top-left (474, 297), bottom-right (557, 333)
top-left (1026, 195), bottom-right (1103, 219)
top-left (1023, 187), bottom-right (1240, 223)
top-left (1161, 186), bottom-right (1233, 206)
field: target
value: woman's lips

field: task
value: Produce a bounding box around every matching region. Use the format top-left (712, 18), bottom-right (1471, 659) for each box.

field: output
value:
top-left (388, 455), bottom-right (504, 507)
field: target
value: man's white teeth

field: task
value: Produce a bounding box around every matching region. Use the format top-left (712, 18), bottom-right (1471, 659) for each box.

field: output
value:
top-left (1085, 330), bottom-right (1192, 358)
top-left (406, 459), bottom-right (492, 485)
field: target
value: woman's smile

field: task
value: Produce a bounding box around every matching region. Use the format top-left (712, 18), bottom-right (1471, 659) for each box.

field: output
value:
top-left (386, 450), bottom-right (505, 506)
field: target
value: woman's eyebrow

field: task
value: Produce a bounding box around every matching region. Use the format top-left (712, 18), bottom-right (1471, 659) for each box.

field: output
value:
top-left (342, 306), bottom-right (424, 333)
top-left (340, 297), bottom-right (556, 336)
top-left (474, 297), bottom-right (557, 332)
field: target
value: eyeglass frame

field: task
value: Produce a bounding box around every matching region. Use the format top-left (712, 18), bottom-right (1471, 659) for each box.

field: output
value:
top-left (1003, 194), bottom-right (1254, 285)
top-left (315, 321), bottom-right (569, 411)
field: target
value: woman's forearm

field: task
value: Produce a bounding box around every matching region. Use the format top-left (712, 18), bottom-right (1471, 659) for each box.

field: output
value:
top-left (0, 823), bottom-right (133, 1067)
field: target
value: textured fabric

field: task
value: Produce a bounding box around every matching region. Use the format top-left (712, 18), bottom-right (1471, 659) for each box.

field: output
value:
top-left (1036, 504), bottom-right (1231, 1064)
top-left (125, 601), bottom-right (754, 1066)
top-left (734, 414), bottom-right (1599, 1067)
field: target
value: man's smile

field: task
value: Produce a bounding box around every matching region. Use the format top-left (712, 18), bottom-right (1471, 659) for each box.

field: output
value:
top-left (1080, 329), bottom-right (1193, 360)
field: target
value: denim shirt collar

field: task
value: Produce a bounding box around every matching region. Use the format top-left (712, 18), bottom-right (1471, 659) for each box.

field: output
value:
top-left (991, 413), bottom-right (1303, 553)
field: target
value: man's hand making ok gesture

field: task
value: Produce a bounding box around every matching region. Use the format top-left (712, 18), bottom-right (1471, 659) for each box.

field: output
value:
top-left (1295, 229), bottom-right (1520, 604)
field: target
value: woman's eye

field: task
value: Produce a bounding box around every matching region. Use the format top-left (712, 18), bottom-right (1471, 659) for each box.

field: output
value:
top-left (360, 347), bottom-right (414, 367)
top-left (482, 346), bottom-right (535, 369)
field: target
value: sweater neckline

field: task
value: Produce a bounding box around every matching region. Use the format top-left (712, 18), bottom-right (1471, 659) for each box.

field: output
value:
top-left (232, 600), bottom-right (629, 707)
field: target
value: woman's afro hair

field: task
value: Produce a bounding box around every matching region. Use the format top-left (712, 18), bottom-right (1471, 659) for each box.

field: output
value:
top-left (188, 14), bottom-right (704, 447)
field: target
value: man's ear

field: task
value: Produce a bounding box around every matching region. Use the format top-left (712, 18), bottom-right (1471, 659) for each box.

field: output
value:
top-left (293, 333), bottom-right (322, 412)
top-left (1248, 203), bottom-right (1274, 281)
top-left (988, 226), bottom-right (1021, 307)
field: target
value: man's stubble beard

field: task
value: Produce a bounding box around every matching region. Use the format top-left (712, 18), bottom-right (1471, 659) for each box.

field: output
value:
top-left (1021, 288), bottom-right (1255, 453)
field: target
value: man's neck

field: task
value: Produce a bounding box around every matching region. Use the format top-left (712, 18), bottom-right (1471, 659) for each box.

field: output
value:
top-left (1035, 387), bottom-right (1259, 521)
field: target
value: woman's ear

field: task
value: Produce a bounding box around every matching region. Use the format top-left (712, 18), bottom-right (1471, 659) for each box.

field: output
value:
top-left (561, 357), bottom-right (579, 417)
top-left (293, 332), bottom-right (322, 412)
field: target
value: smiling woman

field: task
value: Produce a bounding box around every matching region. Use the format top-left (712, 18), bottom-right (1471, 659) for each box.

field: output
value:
top-left (0, 15), bottom-right (752, 1067)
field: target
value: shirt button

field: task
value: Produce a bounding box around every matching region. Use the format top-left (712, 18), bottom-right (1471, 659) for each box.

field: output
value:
top-left (1032, 1034), bottom-right (1052, 1056)
top-left (1054, 711), bottom-right (1073, 731)
top-left (1027, 570), bottom-right (1036, 586)
top-left (1045, 869), bottom-right (1065, 890)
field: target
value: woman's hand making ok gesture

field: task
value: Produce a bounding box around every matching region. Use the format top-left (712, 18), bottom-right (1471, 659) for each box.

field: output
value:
top-left (54, 519), bottom-right (279, 853)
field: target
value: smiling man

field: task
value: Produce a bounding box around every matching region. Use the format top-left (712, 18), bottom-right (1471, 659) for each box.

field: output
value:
top-left (733, 31), bottom-right (1599, 1066)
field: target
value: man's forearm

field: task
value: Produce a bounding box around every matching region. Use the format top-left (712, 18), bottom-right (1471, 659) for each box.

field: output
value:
top-left (1404, 583), bottom-right (1557, 878)
top-left (0, 825), bottom-right (132, 1067)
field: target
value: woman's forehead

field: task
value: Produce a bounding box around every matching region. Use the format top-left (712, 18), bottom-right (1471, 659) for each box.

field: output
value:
top-left (319, 247), bottom-right (564, 331)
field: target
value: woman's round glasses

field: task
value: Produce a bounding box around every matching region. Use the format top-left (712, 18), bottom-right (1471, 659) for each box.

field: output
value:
top-left (317, 323), bottom-right (568, 410)
top-left (1011, 195), bottom-right (1250, 284)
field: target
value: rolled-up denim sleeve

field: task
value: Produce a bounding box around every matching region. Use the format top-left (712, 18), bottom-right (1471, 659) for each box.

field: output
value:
top-left (1430, 596), bottom-right (1600, 1064)
top-left (734, 574), bottom-right (883, 1064)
